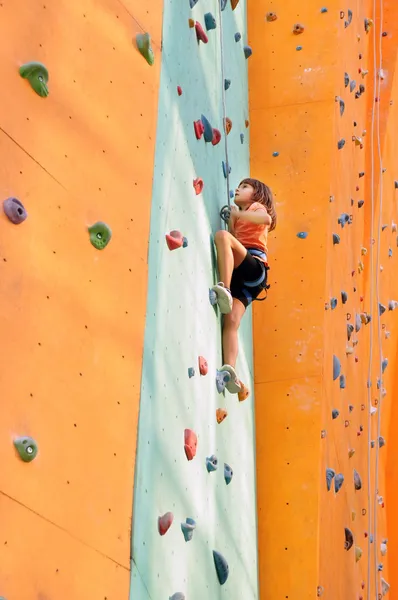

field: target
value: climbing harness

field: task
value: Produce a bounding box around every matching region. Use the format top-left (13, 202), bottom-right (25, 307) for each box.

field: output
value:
top-left (243, 249), bottom-right (270, 302)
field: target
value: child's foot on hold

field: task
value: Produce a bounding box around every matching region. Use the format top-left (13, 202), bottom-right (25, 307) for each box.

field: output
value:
top-left (211, 282), bottom-right (233, 314)
top-left (220, 364), bottom-right (241, 393)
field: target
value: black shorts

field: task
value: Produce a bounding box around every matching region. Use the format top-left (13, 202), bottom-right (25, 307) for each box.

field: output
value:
top-left (230, 251), bottom-right (269, 308)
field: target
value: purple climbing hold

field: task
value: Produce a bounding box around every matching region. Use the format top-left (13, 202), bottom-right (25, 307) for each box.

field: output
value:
top-left (213, 550), bottom-right (229, 585)
top-left (3, 197), bottom-right (27, 224)
top-left (326, 468), bottom-right (335, 491)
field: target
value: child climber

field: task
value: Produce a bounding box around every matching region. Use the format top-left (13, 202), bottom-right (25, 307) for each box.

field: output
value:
top-left (211, 178), bottom-right (277, 394)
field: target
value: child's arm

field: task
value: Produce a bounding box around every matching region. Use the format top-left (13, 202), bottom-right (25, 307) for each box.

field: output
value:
top-left (236, 208), bottom-right (271, 227)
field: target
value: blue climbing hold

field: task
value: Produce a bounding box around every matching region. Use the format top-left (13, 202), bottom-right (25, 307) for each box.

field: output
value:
top-left (201, 115), bottom-right (214, 143)
top-left (244, 46), bottom-right (252, 59)
top-left (224, 463), bottom-right (233, 485)
top-left (205, 12), bottom-right (217, 30)
top-left (235, 32), bottom-right (241, 42)
top-left (338, 139), bottom-right (346, 149)
top-left (206, 455), bottom-right (218, 472)
top-left (240, 133), bottom-right (244, 144)
top-left (181, 518), bottom-right (196, 542)
top-left (272, 151), bottom-right (279, 157)
top-left (229, 190), bottom-right (234, 199)
top-left (224, 79), bottom-right (231, 90)
top-left (213, 550), bottom-right (229, 585)
top-left (220, 0), bottom-right (227, 10)
top-left (209, 289), bottom-right (218, 306)
top-left (326, 468), bottom-right (335, 491)
top-left (382, 358), bottom-right (388, 373)
top-left (182, 237), bottom-right (188, 248)
top-left (333, 233), bottom-right (340, 245)
top-left (297, 231), bottom-right (308, 239)
top-left (296, 46), bottom-right (303, 51)
top-left (333, 355), bottom-right (341, 380)
top-left (190, 0), bottom-right (199, 6)
top-left (339, 374), bottom-right (346, 389)
top-left (222, 161), bottom-right (231, 178)
top-left (330, 297), bottom-right (337, 309)
top-left (334, 473), bottom-right (344, 493)
top-left (321, 7), bottom-right (328, 13)
top-left (216, 369), bottom-right (231, 393)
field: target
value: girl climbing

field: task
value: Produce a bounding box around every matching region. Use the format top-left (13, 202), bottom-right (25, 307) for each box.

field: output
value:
top-left (211, 178), bottom-right (277, 395)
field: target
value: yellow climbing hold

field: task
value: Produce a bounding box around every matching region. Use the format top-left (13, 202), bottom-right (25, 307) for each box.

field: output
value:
top-left (355, 546), bottom-right (363, 562)
top-left (361, 247), bottom-right (367, 255)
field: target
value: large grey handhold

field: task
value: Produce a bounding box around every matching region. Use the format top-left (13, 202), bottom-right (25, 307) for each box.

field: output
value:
top-left (381, 578), bottom-right (390, 595)
top-left (379, 436), bottom-right (386, 448)
top-left (3, 197), bottom-right (27, 224)
top-left (170, 594), bottom-right (185, 600)
top-left (213, 550), bottom-right (229, 585)
top-left (326, 468), bottom-right (335, 491)
top-left (353, 469), bottom-right (362, 490)
top-left (345, 527), bottom-right (354, 550)
top-left (335, 473), bottom-right (344, 493)
top-left (333, 355), bottom-right (341, 380)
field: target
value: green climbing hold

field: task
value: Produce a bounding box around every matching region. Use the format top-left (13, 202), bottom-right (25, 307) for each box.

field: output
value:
top-left (14, 436), bottom-right (38, 462)
top-left (19, 62), bottom-right (49, 97)
top-left (136, 32), bottom-right (155, 66)
top-left (205, 12), bottom-right (217, 30)
top-left (88, 222), bottom-right (112, 250)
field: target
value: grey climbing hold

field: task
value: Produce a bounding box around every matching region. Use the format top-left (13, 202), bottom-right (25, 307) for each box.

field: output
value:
top-left (338, 139), bottom-right (345, 149)
top-left (213, 550), bottom-right (229, 585)
top-left (382, 358), bottom-right (388, 373)
top-left (224, 463), bottom-right (233, 485)
top-left (209, 289), bottom-right (218, 306)
top-left (3, 197), bottom-right (27, 224)
top-left (220, 0), bottom-right (227, 10)
top-left (345, 527), bottom-right (354, 550)
top-left (189, 0), bottom-right (199, 6)
top-left (335, 473), bottom-right (344, 493)
top-left (339, 98), bottom-right (345, 116)
top-left (240, 133), bottom-right (244, 144)
top-left (216, 369), bottom-right (231, 393)
top-left (14, 436), bottom-right (38, 462)
top-left (341, 291), bottom-right (348, 304)
top-left (395, 181), bottom-right (398, 189)
top-left (347, 324), bottom-right (354, 340)
top-left (244, 46), bottom-right (252, 59)
top-left (234, 32), bottom-right (241, 42)
top-left (296, 46), bottom-right (303, 51)
top-left (206, 455), bottom-right (218, 472)
top-left (330, 297), bottom-right (337, 309)
top-left (339, 374), bottom-right (346, 389)
top-left (353, 469), bottom-right (362, 490)
top-left (350, 80), bottom-right (356, 92)
top-left (332, 409), bottom-right (340, 419)
top-left (344, 9), bottom-right (353, 27)
top-left (379, 436), bottom-right (385, 448)
top-left (389, 247), bottom-right (393, 257)
top-left (222, 161), bottom-right (231, 178)
top-left (170, 594), bottom-right (185, 600)
top-left (224, 79), bottom-right (231, 90)
top-left (333, 355), bottom-right (341, 380)
top-left (355, 314), bottom-right (362, 332)
top-left (297, 232), bottom-right (308, 239)
top-left (379, 303), bottom-right (386, 315)
top-left (181, 518), bottom-right (196, 542)
top-left (344, 73), bottom-right (350, 87)
top-left (381, 579), bottom-right (390, 595)
top-left (205, 12), bottom-right (217, 30)
top-left (338, 213), bottom-right (350, 227)
top-left (188, 367), bottom-right (195, 378)
top-left (201, 115), bottom-right (214, 143)
top-left (333, 233), bottom-right (340, 245)
top-left (326, 468), bottom-right (335, 491)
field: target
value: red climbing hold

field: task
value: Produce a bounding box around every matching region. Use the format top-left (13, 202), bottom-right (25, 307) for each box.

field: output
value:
top-left (198, 356), bottom-right (208, 375)
top-left (184, 428), bottom-right (198, 460)
top-left (158, 512), bottom-right (174, 536)
top-left (212, 128), bottom-right (221, 146)
top-left (166, 230), bottom-right (184, 250)
top-left (195, 21), bottom-right (208, 43)
top-left (177, 86), bottom-right (182, 96)
top-left (194, 120), bottom-right (205, 140)
top-left (193, 178), bottom-right (204, 195)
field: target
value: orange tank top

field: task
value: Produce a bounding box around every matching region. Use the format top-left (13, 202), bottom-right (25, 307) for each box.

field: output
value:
top-left (233, 202), bottom-right (269, 263)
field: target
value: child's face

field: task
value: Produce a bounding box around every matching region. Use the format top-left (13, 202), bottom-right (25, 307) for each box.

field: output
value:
top-left (234, 182), bottom-right (254, 208)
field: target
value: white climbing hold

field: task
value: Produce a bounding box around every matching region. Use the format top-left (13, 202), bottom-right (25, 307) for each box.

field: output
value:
top-left (381, 539), bottom-right (388, 556)
top-left (381, 578), bottom-right (390, 596)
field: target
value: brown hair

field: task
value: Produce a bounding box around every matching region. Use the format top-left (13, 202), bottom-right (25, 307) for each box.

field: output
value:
top-left (239, 178), bottom-right (277, 232)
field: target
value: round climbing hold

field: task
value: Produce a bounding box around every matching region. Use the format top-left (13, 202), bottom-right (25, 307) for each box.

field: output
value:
top-left (297, 231), bottom-right (308, 239)
top-left (293, 23), bottom-right (305, 35)
top-left (158, 512), bottom-right (174, 536)
top-left (184, 428), bottom-right (197, 460)
top-left (224, 463), bottom-right (233, 485)
top-left (206, 455), bottom-right (218, 472)
top-left (338, 139), bottom-right (346, 149)
top-left (296, 46), bottom-right (303, 51)
top-left (19, 61), bottom-right (49, 97)
top-left (14, 436), bottom-right (38, 462)
top-left (244, 46), bottom-right (252, 59)
top-left (216, 408), bottom-right (228, 424)
top-left (3, 197), bottom-right (27, 224)
top-left (195, 21), bottom-right (209, 43)
top-left (181, 518), bottom-right (196, 542)
top-left (213, 550), bottom-right (229, 585)
top-left (266, 12), bottom-right (277, 21)
top-left (333, 355), bottom-right (341, 380)
top-left (204, 12), bottom-right (217, 31)
top-left (135, 33), bottom-right (155, 66)
top-left (198, 356), bottom-right (208, 375)
top-left (88, 222), bottom-right (112, 250)
top-left (193, 177), bottom-right (204, 195)
top-left (234, 32), bottom-right (241, 42)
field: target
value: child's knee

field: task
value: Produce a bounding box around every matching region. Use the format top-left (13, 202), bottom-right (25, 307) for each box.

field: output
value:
top-left (214, 229), bottom-right (229, 245)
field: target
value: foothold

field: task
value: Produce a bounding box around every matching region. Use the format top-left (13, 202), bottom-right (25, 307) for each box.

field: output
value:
top-left (321, 7), bottom-right (328, 12)
top-left (341, 291), bottom-right (348, 304)
top-left (364, 18), bottom-right (373, 33)
top-left (333, 233), bottom-right (340, 245)
top-left (339, 374), bottom-right (346, 389)
top-left (354, 469), bottom-right (362, 490)
top-left (19, 61), bottom-right (49, 97)
top-left (358, 200), bottom-right (364, 208)
top-left (379, 436), bottom-right (385, 448)
top-left (222, 161), bottom-right (231, 179)
top-left (201, 115), bottom-right (214, 143)
top-left (339, 99), bottom-right (345, 116)
top-left (220, 0), bottom-right (227, 10)
top-left (272, 151), bottom-right (279, 157)
top-left (194, 119), bottom-right (205, 139)
top-left (243, 46), bottom-right (252, 59)
top-left (345, 528), bottom-right (354, 550)
top-left (317, 586), bottom-right (324, 597)
top-left (230, 0), bottom-right (239, 10)
top-left (14, 436), bottom-right (38, 462)
top-left (198, 356), bottom-right (208, 375)
top-left (216, 408), bottom-right (228, 424)
top-left (382, 358), bottom-right (388, 373)
top-left (204, 12), bottom-right (217, 30)
top-left (184, 429), bottom-right (198, 460)
top-left (355, 546), bottom-right (363, 562)
top-left (350, 80), bottom-right (356, 93)
top-left (224, 79), bottom-right (231, 90)
top-left (216, 369), bottom-right (231, 393)
top-left (158, 512), bottom-right (174, 536)
top-left (213, 550), bottom-right (229, 585)
top-left (266, 12), bottom-right (277, 21)
top-left (181, 518), bottom-right (196, 542)
top-left (379, 303), bottom-right (386, 315)
top-left (333, 355), bottom-right (341, 380)
top-left (188, 367), bottom-right (195, 378)
top-left (344, 9), bottom-right (353, 28)
top-left (235, 32), bottom-right (241, 42)
top-left (338, 212), bottom-right (350, 227)
top-left (3, 197), bottom-right (27, 224)
top-left (212, 128), bottom-right (221, 146)
top-left (238, 382), bottom-right (249, 402)
top-left (170, 594), bottom-right (185, 600)
top-left (297, 231), bottom-right (308, 239)
top-left (335, 473), bottom-right (344, 493)
top-left (388, 300), bottom-right (398, 310)
top-left (240, 133), bottom-right (244, 144)
top-left (224, 463), bottom-right (233, 484)
top-left (135, 33), bottom-right (155, 66)
top-left (195, 22), bottom-right (208, 43)
top-left (355, 314), bottom-right (362, 332)
top-left (189, 0), bottom-right (198, 7)
top-left (348, 448), bottom-right (355, 458)
top-left (332, 409), bottom-right (340, 419)
top-left (193, 177), bottom-right (204, 195)
top-left (326, 467), bottom-right (335, 491)
top-left (165, 230), bottom-right (185, 251)
top-left (224, 117), bottom-right (232, 134)
top-left (88, 222), bottom-right (112, 250)
top-left (344, 73), bottom-right (350, 87)
top-left (293, 23), bottom-right (304, 34)
top-left (206, 455), bottom-right (218, 472)
top-left (177, 86), bottom-right (182, 96)
top-left (188, 18), bottom-right (195, 27)
top-left (347, 324), bottom-right (354, 340)
top-left (330, 297), bottom-right (337, 310)
top-left (338, 139), bottom-right (346, 149)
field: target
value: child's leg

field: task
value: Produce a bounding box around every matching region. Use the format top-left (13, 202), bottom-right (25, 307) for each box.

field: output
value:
top-left (222, 299), bottom-right (246, 368)
top-left (214, 230), bottom-right (247, 288)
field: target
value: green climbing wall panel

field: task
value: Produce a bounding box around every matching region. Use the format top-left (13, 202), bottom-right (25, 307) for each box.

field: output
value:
top-left (130, 0), bottom-right (259, 598)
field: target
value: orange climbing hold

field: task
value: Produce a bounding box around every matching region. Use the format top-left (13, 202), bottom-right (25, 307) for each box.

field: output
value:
top-left (158, 512), bottom-right (174, 536)
top-left (184, 428), bottom-right (198, 460)
top-left (216, 408), bottom-right (228, 424)
top-left (188, 18), bottom-right (195, 28)
top-left (238, 382), bottom-right (249, 402)
top-left (198, 355), bottom-right (208, 375)
top-left (230, 0), bottom-right (239, 10)
top-left (293, 23), bottom-right (305, 34)
top-left (224, 117), bottom-right (232, 135)
top-left (193, 178), bottom-right (204, 195)
top-left (266, 12), bottom-right (277, 21)
top-left (245, 119), bottom-right (249, 128)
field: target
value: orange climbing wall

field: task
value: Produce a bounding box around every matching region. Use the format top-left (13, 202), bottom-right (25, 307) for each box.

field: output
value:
top-left (0, 1), bottom-right (162, 598)
top-left (249, 1), bottom-right (397, 599)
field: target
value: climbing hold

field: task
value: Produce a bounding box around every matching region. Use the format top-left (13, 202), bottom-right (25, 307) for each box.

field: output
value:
top-left (212, 128), bottom-right (221, 146)
top-left (381, 580), bottom-right (390, 596)
top-left (344, 9), bottom-right (353, 28)
top-left (245, 119), bottom-right (250, 128)
top-left (220, 0), bottom-right (227, 10)
top-left (355, 546), bottom-right (363, 562)
top-left (230, 0), bottom-right (239, 10)
top-left (364, 18), bottom-right (373, 33)
top-left (344, 73), bottom-right (350, 87)
top-left (337, 139), bottom-right (346, 150)
top-left (341, 291), bottom-right (348, 304)
top-left (240, 133), bottom-right (244, 144)
top-left (388, 300), bottom-right (398, 310)
top-left (339, 99), bottom-right (345, 116)
top-left (297, 231), bottom-right (308, 239)
top-left (206, 455), bottom-right (218, 472)
top-left (266, 12), bottom-right (277, 21)
top-left (88, 222), bottom-right (112, 250)
top-left (235, 32), bottom-right (241, 42)
top-left (213, 550), bottom-right (229, 585)
top-left (379, 303), bottom-right (386, 315)
top-left (184, 429), bottom-right (198, 460)
top-left (338, 212), bottom-right (350, 227)
top-left (354, 469), bottom-right (362, 490)
top-left (205, 12), bottom-right (217, 30)
top-left (317, 586), bottom-right (324, 597)
top-left (379, 436), bottom-right (386, 448)
top-left (189, 0), bottom-right (198, 7)
top-left (333, 355), bottom-right (341, 380)
top-left (222, 161), bottom-right (231, 179)
top-left (224, 463), bottom-right (233, 485)
top-left (201, 115), bottom-right (214, 143)
top-left (198, 356), bottom-right (208, 375)
top-left (345, 528), bottom-right (354, 550)
top-left (216, 408), bottom-right (228, 424)
top-left (19, 61), bottom-right (49, 97)
top-left (332, 409), bottom-right (340, 419)
top-left (333, 233), bottom-right (340, 245)
top-left (158, 512), bottom-right (174, 536)
top-left (335, 473), bottom-right (344, 493)
top-left (193, 177), bottom-right (204, 195)
top-left (243, 46), bottom-right (252, 59)
top-left (348, 448), bottom-right (355, 458)
top-left (296, 46), bottom-right (303, 51)
top-left (188, 367), bottom-right (195, 378)
top-left (330, 297), bottom-right (337, 310)
top-left (349, 80), bottom-right (356, 93)
top-left (188, 18), bottom-right (195, 27)
top-left (181, 518), bottom-right (196, 542)
top-left (165, 230), bottom-right (185, 251)
top-left (272, 151), bottom-right (279, 157)
top-left (339, 375), bottom-right (346, 389)
top-left (195, 21), bottom-right (208, 43)
top-left (216, 369), bottom-right (231, 393)
top-left (388, 247), bottom-right (393, 257)
top-left (326, 468), bottom-right (335, 491)
top-left (293, 23), bottom-right (304, 35)
top-left (177, 86), bottom-right (182, 96)
top-left (170, 594), bottom-right (185, 600)
top-left (14, 436), bottom-right (38, 462)
top-left (194, 119), bottom-right (205, 139)
top-left (381, 541), bottom-right (388, 556)
top-left (224, 117), bottom-right (232, 134)
top-left (347, 324), bottom-right (354, 340)
top-left (135, 33), bottom-right (155, 66)
top-left (320, 7), bottom-right (328, 13)
top-left (355, 314), bottom-right (362, 332)
top-left (3, 197), bottom-right (27, 224)
top-left (358, 200), bottom-right (364, 208)
top-left (381, 358), bottom-right (388, 373)
top-left (224, 79), bottom-right (231, 90)
top-left (238, 382), bottom-right (249, 402)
